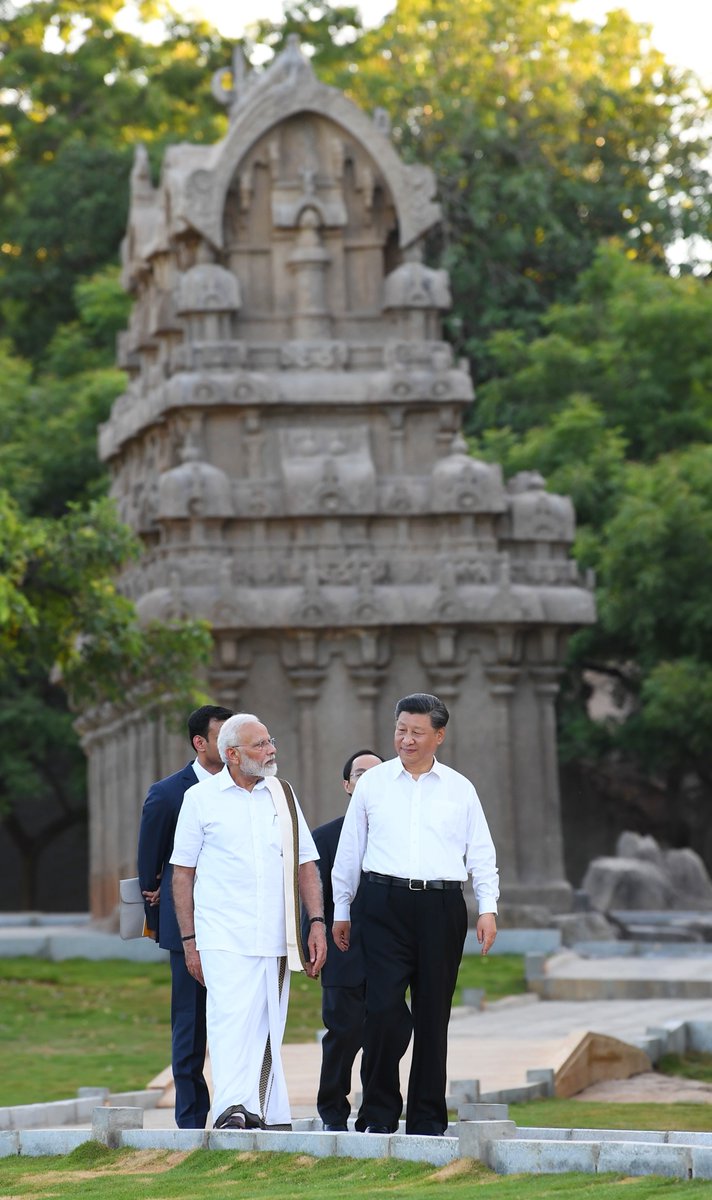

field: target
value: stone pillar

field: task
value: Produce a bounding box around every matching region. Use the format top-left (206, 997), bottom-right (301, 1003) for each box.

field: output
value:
top-left (484, 663), bottom-right (521, 890)
top-left (531, 665), bottom-right (572, 904)
top-left (282, 634), bottom-right (328, 809)
top-left (288, 208), bottom-right (331, 339)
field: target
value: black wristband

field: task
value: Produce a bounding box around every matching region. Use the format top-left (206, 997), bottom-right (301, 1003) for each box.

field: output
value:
top-left (308, 916), bottom-right (326, 925)
top-left (181, 934), bottom-right (196, 942)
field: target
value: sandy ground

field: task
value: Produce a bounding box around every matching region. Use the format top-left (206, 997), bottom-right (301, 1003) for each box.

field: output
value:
top-left (575, 1072), bottom-right (712, 1103)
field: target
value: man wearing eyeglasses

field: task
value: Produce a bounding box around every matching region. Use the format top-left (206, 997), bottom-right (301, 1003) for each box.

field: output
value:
top-left (171, 713), bottom-right (327, 1132)
top-left (303, 749), bottom-right (383, 1132)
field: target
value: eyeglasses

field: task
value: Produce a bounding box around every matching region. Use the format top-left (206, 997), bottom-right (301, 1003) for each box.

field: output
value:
top-left (233, 737), bottom-right (276, 752)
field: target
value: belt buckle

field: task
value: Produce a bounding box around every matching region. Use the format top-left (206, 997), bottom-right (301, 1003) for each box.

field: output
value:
top-left (409, 878), bottom-right (427, 891)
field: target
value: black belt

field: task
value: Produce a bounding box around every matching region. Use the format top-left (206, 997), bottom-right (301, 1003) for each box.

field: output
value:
top-left (364, 871), bottom-right (464, 892)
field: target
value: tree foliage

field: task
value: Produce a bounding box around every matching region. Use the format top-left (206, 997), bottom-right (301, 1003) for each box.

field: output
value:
top-left (0, 0), bottom-right (233, 355)
top-left (471, 245), bottom-right (712, 814)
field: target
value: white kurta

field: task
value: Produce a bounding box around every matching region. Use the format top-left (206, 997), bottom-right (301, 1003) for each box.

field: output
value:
top-left (170, 766), bottom-right (318, 1124)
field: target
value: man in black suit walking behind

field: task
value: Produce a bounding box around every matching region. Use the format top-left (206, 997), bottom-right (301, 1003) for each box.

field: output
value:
top-left (305, 749), bottom-right (383, 1132)
top-left (138, 704), bottom-right (232, 1129)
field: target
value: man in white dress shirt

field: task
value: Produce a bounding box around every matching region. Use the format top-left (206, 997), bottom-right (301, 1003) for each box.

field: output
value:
top-left (332, 692), bottom-right (499, 1136)
top-left (171, 713), bottom-right (327, 1131)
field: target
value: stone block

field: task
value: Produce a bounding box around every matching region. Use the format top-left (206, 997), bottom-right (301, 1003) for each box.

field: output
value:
top-left (9, 1100), bottom-right (81, 1130)
top-left (208, 1130), bottom-right (258, 1150)
top-left (91, 1106), bottom-right (144, 1148)
top-left (481, 1083), bottom-right (546, 1104)
top-left (667, 1131), bottom-right (712, 1146)
top-left (107, 1089), bottom-right (161, 1109)
top-left (485, 1138), bottom-right (598, 1174)
top-left (597, 1142), bottom-right (691, 1177)
top-left (514, 1127), bottom-right (572, 1141)
top-left (0, 935), bottom-right (45, 958)
top-left (526, 1068), bottom-right (555, 1095)
top-left (390, 1134), bottom-right (458, 1165)
top-left (77, 1087), bottom-right (110, 1101)
top-left (254, 1130), bottom-right (337, 1157)
top-left (335, 1131), bottom-right (390, 1158)
top-left (459, 989), bottom-right (485, 1009)
top-left (686, 1021), bottom-right (712, 1052)
top-left (458, 1120), bottom-right (516, 1159)
top-left (692, 1147), bottom-right (712, 1179)
top-left (18, 1130), bottom-right (89, 1157)
top-left (0, 1131), bottom-right (19, 1157)
top-left (571, 1128), bottom-right (663, 1143)
top-left (486, 928), bottom-right (562, 954)
top-left (449, 1079), bottom-right (479, 1104)
top-left (524, 952), bottom-right (547, 981)
top-left (122, 1129), bottom-right (207, 1151)
top-left (661, 1021), bottom-right (688, 1054)
top-left (48, 934), bottom-right (169, 963)
top-left (634, 1035), bottom-right (664, 1063)
top-left (458, 1103), bottom-right (508, 1121)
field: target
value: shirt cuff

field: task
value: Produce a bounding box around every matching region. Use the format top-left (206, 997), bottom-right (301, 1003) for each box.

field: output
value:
top-left (476, 899), bottom-right (498, 915)
top-left (333, 902), bottom-right (351, 921)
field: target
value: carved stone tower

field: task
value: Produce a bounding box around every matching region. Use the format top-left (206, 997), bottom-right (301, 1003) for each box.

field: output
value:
top-left (84, 39), bottom-right (595, 918)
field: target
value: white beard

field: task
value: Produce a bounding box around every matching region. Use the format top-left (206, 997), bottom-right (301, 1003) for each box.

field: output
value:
top-left (241, 753), bottom-right (278, 779)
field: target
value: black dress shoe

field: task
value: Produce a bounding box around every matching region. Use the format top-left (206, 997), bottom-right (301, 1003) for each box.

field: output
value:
top-left (214, 1103), bottom-right (263, 1130)
top-left (365, 1125), bottom-right (391, 1134)
top-left (322, 1123), bottom-right (348, 1132)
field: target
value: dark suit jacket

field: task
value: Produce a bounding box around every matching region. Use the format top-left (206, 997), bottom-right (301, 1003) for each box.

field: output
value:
top-left (137, 762), bottom-right (198, 952)
top-left (303, 815), bottom-right (365, 988)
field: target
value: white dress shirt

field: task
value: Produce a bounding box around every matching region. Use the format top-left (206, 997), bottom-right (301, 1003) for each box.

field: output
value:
top-left (331, 756), bottom-right (499, 921)
top-left (191, 757), bottom-right (213, 783)
top-left (170, 765), bottom-right (318, 956)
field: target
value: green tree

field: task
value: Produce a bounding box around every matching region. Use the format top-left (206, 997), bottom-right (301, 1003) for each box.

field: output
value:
top-left (0, 0), bottom-right (233, 356)
top-left (474, 244), bottom-right (712, 456)
top-left (470, 246), bottom-right (712, 852)
top-left (0, 488), bottom-right (212, 906)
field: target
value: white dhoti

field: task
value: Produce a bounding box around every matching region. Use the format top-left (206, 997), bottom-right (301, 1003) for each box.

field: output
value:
top-left (201, 949), bottom-right (291, 1126)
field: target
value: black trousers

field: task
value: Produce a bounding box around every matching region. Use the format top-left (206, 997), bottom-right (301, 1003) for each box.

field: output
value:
top-left (317, 982), bottom-right (365, 1126)
top-left (355, 879), bottom-right (467, 1135)
top-left (170, 949), bottom-right (209, 1129)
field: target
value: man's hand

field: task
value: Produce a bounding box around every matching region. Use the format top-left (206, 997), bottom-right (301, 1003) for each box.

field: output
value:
top-left (184, 943), bottom-right (205, 986)
top-left (142, 886), bottom-right (160, 906)
top-left (332, 919), bottom-right (351, 952)
top-left (305, 922), bottom-right (327, 978)
top-left (477, 912), bottom-right (497, 956)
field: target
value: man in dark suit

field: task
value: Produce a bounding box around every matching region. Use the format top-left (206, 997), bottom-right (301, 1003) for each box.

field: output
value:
top-left (304, 749), bottom-right (383, 1132)
top-left (137, 704), bottom-right (232, 1129)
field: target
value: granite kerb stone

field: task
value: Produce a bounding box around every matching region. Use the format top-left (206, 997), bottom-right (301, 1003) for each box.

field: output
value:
top-left (485, 1138), bottom-right (600, 1175)
top-left (122, 1129), bottom-right (208, 1151)
top-left (692, 1147), bottom-right (712, 1179)
top-left (597, 1141), bottom-right (692, 1178)
top-left (0, 1131), bottom-right (19, 1157)
top-left (18, 1129), bottom-right (90, 1157)
top-left (1, 1089), bottom-right (161, 1131)
top-left (390, 1134), bottom-right (459, 1165)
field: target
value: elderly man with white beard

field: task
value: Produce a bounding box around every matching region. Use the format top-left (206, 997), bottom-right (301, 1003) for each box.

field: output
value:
top-left (171, 712), bottom-right (327, 1131)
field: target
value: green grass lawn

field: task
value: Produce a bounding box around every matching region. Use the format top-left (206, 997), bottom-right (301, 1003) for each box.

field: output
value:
top-left (511, 1097), bottom-right (712, 1132)
top-left (0, 1145), bottom-right (709, 1200)
top-left (0, 954), bottom-right (526, 1107)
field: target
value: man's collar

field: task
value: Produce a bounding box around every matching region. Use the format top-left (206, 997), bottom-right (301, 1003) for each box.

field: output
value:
top-left (219, 765), bottom-right (269, 792)
top-left (390, 755), bottom-right (443, 779)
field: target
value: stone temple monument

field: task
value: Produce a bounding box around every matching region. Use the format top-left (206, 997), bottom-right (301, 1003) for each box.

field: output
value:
top-left (84, 38), bottom-right (595, 919)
